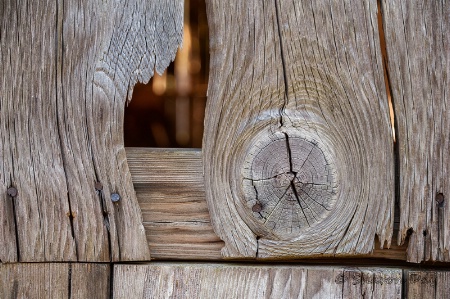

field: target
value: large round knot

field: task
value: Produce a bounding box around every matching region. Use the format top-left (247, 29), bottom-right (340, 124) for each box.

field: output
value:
top-left (241, 130), bottom-right (337, 240)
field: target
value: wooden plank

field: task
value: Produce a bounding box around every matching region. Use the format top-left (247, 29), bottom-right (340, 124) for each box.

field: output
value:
top-left (113, 263), bottom-right (402, 298)
top-left (127, 148), bottom-right (406, 261)
top-left (0, 0), bottom-right (183, 262)
top-left (71, 263), bottom-right (111, 299)
top-left (202, 0), bottom-right (394, 258)
top-left (127, 148), bottom-right (224, 260)
top-left (406, 270), bottom-right (450, 298)
top-left (0, 263), bottom-right (110, 298)
top-left (381, 1), bottom-right (450, 262)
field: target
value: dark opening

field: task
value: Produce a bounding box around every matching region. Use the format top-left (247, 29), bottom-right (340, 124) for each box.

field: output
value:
top-left (124, 0), bottom-right (209, 148)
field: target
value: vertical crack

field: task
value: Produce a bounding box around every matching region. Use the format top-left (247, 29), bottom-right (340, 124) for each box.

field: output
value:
top-left (377, 0), bottom-right (400, 243)
top-left (8, 186), bottom-right (21, 262)
top-left (97, 187), bottom-right (112, 262)
top-left (55, 0), bottom-right (78, 260)
top-left (274, 0), bottom-right (289, 127)
top-left (68, 263), bottom-right (72, 299)
top-left (283, 133), bottom-right (310, 226)
top-left (109, 262), bottom-right (114, 299)
top-left (401, 269), bottom-right (407, 299)
top-left (255, 236), bottom-right (260, 258)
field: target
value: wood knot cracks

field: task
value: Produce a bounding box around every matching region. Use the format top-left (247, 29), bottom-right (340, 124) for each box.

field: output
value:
top-left (241, 131), bottom-right (337, 240)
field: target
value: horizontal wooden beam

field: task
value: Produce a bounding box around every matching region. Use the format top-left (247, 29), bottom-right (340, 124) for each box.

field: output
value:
top-left (113, 263), bottom-right (450, 299)
top-left (127, 148), bottom-right (406, 261)
top-left (2, 262), bottom-right (448, 298)
top-left (114, 263), bottom-right (404, 298)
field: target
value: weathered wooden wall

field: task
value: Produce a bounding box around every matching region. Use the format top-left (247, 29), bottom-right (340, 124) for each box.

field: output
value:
top-left (1, 0), bottom-right (450, 297)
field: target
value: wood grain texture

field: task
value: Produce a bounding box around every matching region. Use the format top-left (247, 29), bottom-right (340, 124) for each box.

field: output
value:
top-left (127, 148), bottom-right (406, 261)
top-left (0, 0), bottom-right (183, 262)
top-left (0, 263), bottom-right (110, 298)
top-left (381, 1), bottom-right (450, 263)
top-left (406, 270), bottom-right (450, 299)
top-left (113, 263), bottom-right (402, 299)
top-left (127, 148), bottom-right (224, 260)
top-left (203, 0), bottom-right (394, 258)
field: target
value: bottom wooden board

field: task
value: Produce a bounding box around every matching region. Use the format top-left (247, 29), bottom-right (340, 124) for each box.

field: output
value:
top-left (113, 263), bottom-right (403, 299)
top-left (0, 263), bottom-right (110, 299)
top-left (1, 262), bottom-right (449, 298)
top-left (407, 270), bottom-right (450, 299)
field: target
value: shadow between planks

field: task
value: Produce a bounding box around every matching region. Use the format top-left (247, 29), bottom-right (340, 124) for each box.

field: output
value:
top-left (126, 148), bottom-right (406, 262)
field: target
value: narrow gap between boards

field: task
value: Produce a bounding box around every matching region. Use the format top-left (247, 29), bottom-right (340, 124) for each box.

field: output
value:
top-left (377, 0), bottom-right (401, 249)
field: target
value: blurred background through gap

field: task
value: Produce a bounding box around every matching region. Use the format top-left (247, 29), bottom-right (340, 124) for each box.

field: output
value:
top-left (124, 0), bottom-right (208, 148)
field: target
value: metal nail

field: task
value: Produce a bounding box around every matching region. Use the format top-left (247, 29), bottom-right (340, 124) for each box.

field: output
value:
top-left (7, 187), bottom-right (17, 197)
top-left (111, 193), bottom-right (121, 203)
top-left (95, 182), bottom-right (103, 191)
top-left (252, 203), bottom-right (262, 213)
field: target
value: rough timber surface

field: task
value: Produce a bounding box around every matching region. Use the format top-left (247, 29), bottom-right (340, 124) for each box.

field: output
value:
top-left (127, 148), bottom-right (406, 261)
top-left (127, 148), bottom-right (224, 260)
top-left (113, 263), bottom-right (402, 299)
top-left (0, 0), bottom-right (183, 262)
top-left (381, 0), bottom-right (450, 263)
top-left (203, 0), bottom-right (394, 258)
top-left (0, 263), bottom-right (110, 298)
top-left (406, 270), bottom-right (450, 299)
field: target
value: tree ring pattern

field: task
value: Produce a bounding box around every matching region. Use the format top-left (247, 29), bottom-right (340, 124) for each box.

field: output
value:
top-left (241, 131), bottom-right (337, 240)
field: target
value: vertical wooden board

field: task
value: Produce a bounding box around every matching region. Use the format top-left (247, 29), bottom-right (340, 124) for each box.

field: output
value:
top-left (0, 0), bottom-right (183, 261)
top-left (406, 271), bottom-right (437, 299)
top-left (406, 270), bottom-right (450, 299)
top-left (0, 0), bottom-right (75, 262)
top-left (113, 264), bottom-right (402, 298)
top-left (203, 0), bottom-right (393, 258)
top-left (436, 271), bottom-right (450, 298)
top-left (381, 0), bottom-right (450, 262)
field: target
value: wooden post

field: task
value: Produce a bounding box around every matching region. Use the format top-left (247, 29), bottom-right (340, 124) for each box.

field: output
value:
top-left (203, 0), bottom-right (394, 258)
top-left (382, 0), bottom-right (450, 263)
top-left (0, 0), bottom-right (183, 262)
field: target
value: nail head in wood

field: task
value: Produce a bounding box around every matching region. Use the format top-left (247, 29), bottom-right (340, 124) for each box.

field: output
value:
top-left (436, 193), bottom-right (444, 207)
top-left (95, 182), bottom-right (103, 191)
top-left (111, 193), bottom-right (121, 203)
top-left (252, 203), bottom-right (262, 213)
top-left (7, 187), bottom-right (18, 197)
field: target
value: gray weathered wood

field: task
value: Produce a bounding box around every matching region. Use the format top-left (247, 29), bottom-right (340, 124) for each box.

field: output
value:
top-left (127, 148), bottom-right (406, 261)
top-left (406, 270), bottom-right (450, 299)
top-left (203, 0), bottom-right (394, 258)
top-left (113, 263), bottom-right (402, 298)
top-left (381, 0), bottom-right (450, 263)
top-left (0, 0), bottom-right (183, 262)
top-left (127, 148), bottom-right (224, 260)
top-left (0, 263), bottom-right (110, 298)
